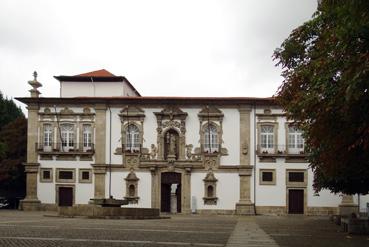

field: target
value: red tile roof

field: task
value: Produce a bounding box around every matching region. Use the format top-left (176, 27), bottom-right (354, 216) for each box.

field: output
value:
top-left (75, 69), bottom-right (115, 77)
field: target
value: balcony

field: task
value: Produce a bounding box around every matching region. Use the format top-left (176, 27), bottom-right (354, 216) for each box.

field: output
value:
top-left (36, 142), bottom-right (95, 155)
top-left (122, 144), bottom-right (142, 154)
top-left (256, 145), bottom-right (307, 162)
top-left (200, 144), bottom-right (222, 154)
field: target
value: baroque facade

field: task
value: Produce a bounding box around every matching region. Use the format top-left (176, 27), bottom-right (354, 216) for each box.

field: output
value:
top-left (16, 69), bottom-right (368, 215)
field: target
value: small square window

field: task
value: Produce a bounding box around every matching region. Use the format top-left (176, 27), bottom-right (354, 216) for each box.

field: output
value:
top-left (40, 168), bottom-right (53, 183)
top-left (259, 169), bottom-right (276, 185)
top-left (79, 169), bottom-right (92, 183)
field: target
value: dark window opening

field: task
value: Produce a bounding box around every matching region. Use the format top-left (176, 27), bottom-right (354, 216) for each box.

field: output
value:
top-left (262, 172), bottom-right (273, 182)
top-left (43, 170), bottom-right (51, 180)
top-left (59, 171), bottom-right (73, 180)
top-left (129, 184), bottom-right (135, 197)
top-left (289, 172), bottom-right (304, 182)
top-left (81, 171), bottom-right (90, 180)
top-left (207, 185), bottom-right (214, 197)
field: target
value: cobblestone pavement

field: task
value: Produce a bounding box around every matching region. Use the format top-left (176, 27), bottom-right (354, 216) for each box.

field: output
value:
top-left (0, 210), bottom-right (368, 247)
top-left (255, 215), bottom-right (369, 247)
top-left (0, 210), bottom-right (236, 247)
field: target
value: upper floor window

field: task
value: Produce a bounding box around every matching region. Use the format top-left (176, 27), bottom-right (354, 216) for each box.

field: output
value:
top-left (288, 126), bottom-right (304, 154)
top-left (260, 125), bottom-right (274, 149)
top-left (61, 124), bottom-right (74, 151)
top-left (204, 123), bottom-right (218, 153)
top-left (126, 124), bottom-right (140, 151)
top-left (83, 125), bottom-right (92, 151)
top-left (43, 124), bottom-right (53, 148)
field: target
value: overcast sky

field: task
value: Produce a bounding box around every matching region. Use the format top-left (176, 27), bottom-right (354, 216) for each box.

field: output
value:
top-left (0, 0), bottom-right (317, 109)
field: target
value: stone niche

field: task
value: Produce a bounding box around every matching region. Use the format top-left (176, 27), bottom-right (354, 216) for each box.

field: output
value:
top-left (154, 106), bottom-right (188, 161)
top-left (124, 171), bottom-right (140, 204)
top-left (203, 171), bottom-right (218, 205)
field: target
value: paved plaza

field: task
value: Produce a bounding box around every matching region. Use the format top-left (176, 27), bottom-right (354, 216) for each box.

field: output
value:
top-left (0, 210), bottom-right (368, 247)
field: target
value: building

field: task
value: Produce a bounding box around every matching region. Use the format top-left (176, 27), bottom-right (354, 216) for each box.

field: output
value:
top-left (16, 69), bottom-right (368, 215)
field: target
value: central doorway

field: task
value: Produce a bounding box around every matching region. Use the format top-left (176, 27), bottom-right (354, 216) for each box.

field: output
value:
top-left (161, 172), bottom-right (181, 213)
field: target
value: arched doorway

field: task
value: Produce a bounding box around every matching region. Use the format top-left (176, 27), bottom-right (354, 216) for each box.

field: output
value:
top-left (164, 129), bottom-right (179, 160)
top-left (161, 172), bottom-right (181, 213)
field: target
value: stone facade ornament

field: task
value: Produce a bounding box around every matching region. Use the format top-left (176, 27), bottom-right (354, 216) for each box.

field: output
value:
top-left (185, 144), bottom-right (193, 160)
top-left (154, 106), bottom-right (188, 161)
top-left (150, 144), bottom-right (158, 160)
top-left (28, 71), bottom-right (42, 98)
top-left (203, 171), bottom-right (218, 205)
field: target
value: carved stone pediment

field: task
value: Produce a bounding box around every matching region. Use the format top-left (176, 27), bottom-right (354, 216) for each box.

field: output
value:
top-left (154, 106), bottom-right (188, 121)
top-left (119, 106), bottom-right (145, 122)
top-left (198, 106), bottom-right (224, 121)
top-left (60, 107), bottom-right (74, 115)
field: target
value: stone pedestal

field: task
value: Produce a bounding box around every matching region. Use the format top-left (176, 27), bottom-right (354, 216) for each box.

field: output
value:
top-left (20, 162), bottom-right (41, 211)
top-left (339, 195), bottom-right (358, 216)
top-left (236, 166), bottom-right (255, 215)
top-left (235, 202), bottom-right (255, 215)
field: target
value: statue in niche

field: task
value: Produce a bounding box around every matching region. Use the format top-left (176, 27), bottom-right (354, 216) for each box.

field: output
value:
top-left (185, 144), bottom-right (193, 160)
top-left (164, 129), bottom-right (179, 160)
top-left (150, 144), bottom-right (157, 160)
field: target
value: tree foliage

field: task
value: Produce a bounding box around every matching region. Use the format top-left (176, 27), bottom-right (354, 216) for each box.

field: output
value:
top-left (274, 0), bottom-right (369, 194)
top-left (0, 92), bottom-right (26, 197)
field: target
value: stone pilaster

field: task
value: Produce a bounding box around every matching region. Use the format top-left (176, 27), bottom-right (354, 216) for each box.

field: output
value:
top-left (235, 106), bottom-right (255, 215)
top-left (338, 194), bottom-right (358, 216)
top-left (182, 168), bottom-right (192, 214)
top-left (92, 164), bottom-right (107, 199)
top-left (150, 167), bottom-right (160, 209)
top-left (93, 104), bottom-right (107, 199)
top-left (20, 104), bottom-right (41, 210)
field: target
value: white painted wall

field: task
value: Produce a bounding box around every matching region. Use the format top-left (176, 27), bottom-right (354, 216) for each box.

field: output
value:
top-left (106, 171), bottom-right (151, 208)
top-left (37, 161), bottom-right (94, 204)
top-left (220, 108), bottom-right (240, 165)
top-left (191, 172), bottom-right (239, 210)
top-left (61, 81), bottom-right (125, 97)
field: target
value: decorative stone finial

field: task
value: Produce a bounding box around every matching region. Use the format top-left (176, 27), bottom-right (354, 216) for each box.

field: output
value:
top-left (28, 71), bottom-right (42, 98)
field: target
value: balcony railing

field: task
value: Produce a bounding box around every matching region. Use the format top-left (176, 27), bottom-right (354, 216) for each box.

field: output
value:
top-left (200, 144), bottom-right (222, 154)
top-left (36, 142), bottom-right (95, 153)
top-left (256, 144), bottom-right (306, 156)
top-left (122, 144), bottom-right (142, 154)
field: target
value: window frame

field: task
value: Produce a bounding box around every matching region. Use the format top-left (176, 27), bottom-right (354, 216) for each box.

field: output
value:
top-left (78, 169), bottom-right (92, 183)
top-left (40, 168), bottom-right (53, 183)
top-left (259, 169), bottom-right (276, 185)
top-left (286, 125), bottom-right (305, 154)
top-left (56, 168), bottom-right (76, 183)
top-left (257, 122), bottom-right (278, 154)
top-left (286, 169), bottom-right (307, 187)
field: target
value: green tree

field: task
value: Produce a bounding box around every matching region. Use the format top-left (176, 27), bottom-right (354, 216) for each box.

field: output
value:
top-left (273, 0), bottom-right (369, 195)
top-left (0, 117), bottom-right (27, 198)
top-left (0, 91), bottom-right (24, 130)
top-left (0, 92), bottom-right (26, 199)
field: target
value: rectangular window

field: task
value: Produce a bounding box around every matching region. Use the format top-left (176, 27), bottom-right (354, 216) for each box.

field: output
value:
top-left (59, 171), bottom-right (73, 180)
top-left (83, 125), bottom-right (92, 148)
top-left (61, 124), bottom-right (74, 151)
top-left (288, 172), bottom-right (304, 182)
top-left (288, 126), bottom-right (304, 153)
top-left (259, 125), bottom-right (275, 153)
top-left (56, 169), bottom-right (75, 183)
top-left (43, 124), bottom-right (53, 147)
top-left (262, 172), bottom-right (273, 182)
